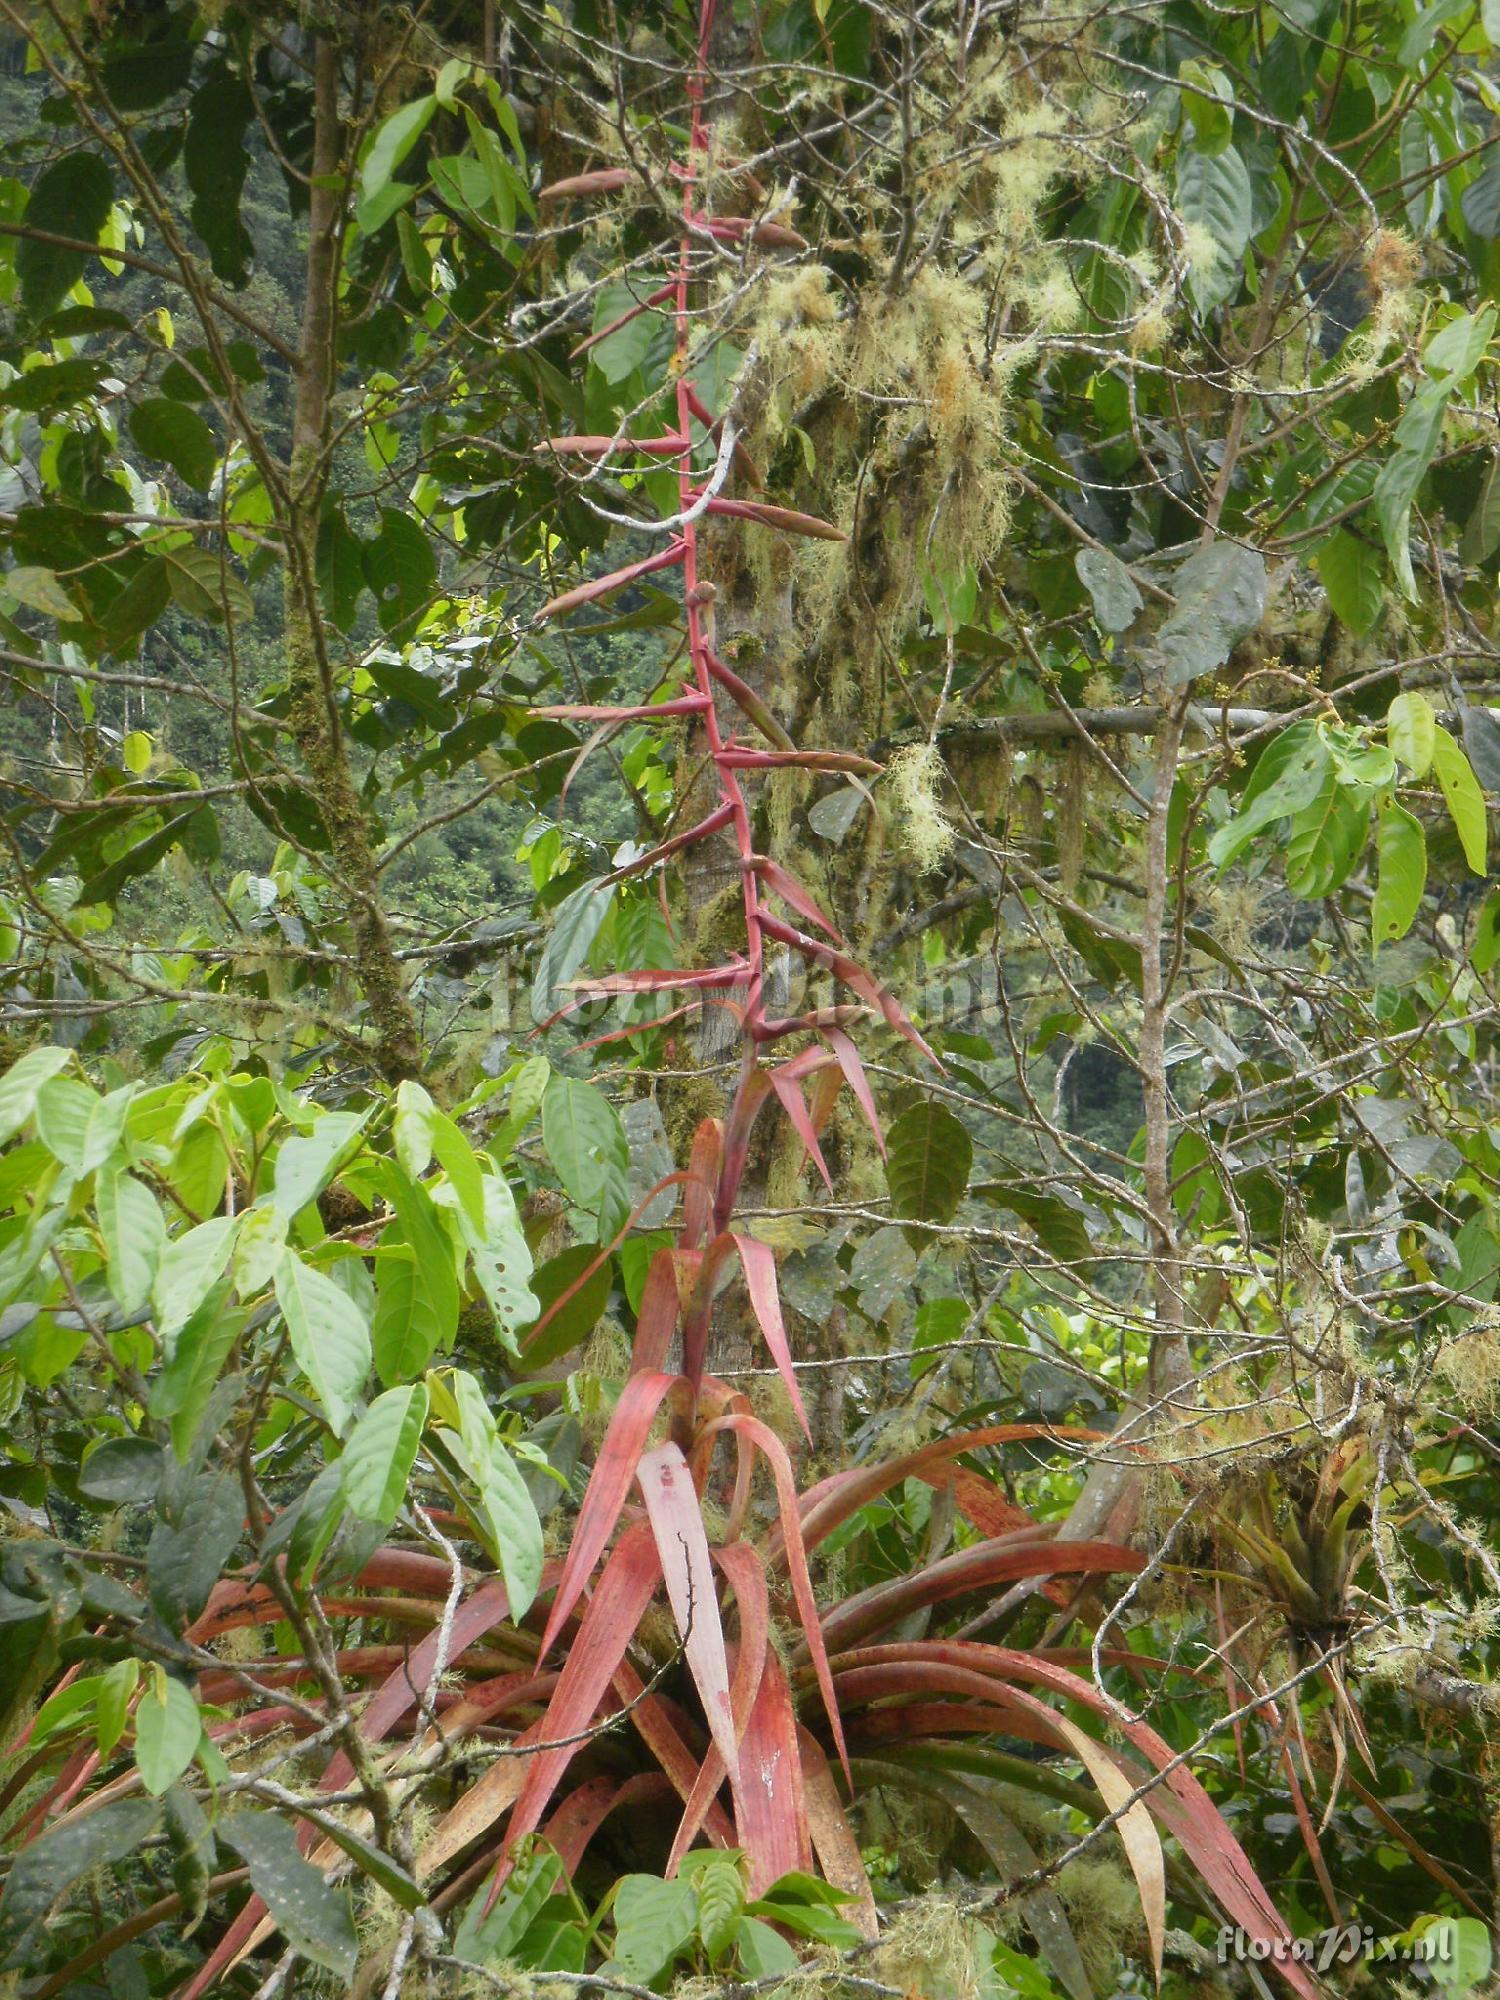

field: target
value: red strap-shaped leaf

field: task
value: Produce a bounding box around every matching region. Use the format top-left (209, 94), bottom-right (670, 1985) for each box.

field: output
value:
top-left (824, 1025), bottom-right (885, 1158)
top-left (729, 1231), bottom-right (809, 1437)
top-left (735, 1649), bottom-right (812, 1893)
top-left (767, 1067), bottom-right (833, 1190)
top-left (699, 1409), bottom-right (848, 1781)
top-left (637, 1442), bottom-right (740, 1787)
top-left (495, 1523), bottom-right (666, 1889)
top-left (536, 542), bottom-right (685, 622)
top-left (540, 1370), bottom-right (681, 1657)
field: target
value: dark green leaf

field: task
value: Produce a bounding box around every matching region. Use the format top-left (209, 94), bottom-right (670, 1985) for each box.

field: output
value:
top-left (0, 1800), bottom-right (159, 1969)
top-left (885, 1100), bottom-right (971, 1228)
top-left (17, 154), bottom-right (114, 320)
top-left (129, 399), bottom-right (218, 490)
top-left (221, 1811), bottom-right (358, 1979)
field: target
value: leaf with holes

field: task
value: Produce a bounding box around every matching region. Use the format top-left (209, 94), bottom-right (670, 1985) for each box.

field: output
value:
top-left (1432, 723), bottom-right (1489, 874)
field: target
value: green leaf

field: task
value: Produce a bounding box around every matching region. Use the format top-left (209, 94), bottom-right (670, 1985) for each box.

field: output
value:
top-left (735, 1917), bottom-right (800, 1977)
top-left (129, 399), bottom-right (218, 490)
top-left (1472, 889), bottom-right (1500, 972)
top-left (6, 566), bottom-right (78, 620)
top-left (1432, 723), bottom-right (1489, 873)
top-left (96, 1659), bottom-right (138, 1758)
top-left (372, 1165), bottom-right (459, 1382)
top-left (885, 1100), bottom-right (972, 1228)
top-left (1284, 769), bottom-right (1371, 898)
top-left (1315, 532), bottom-right (1384, 637)
top-left (184, 72), bottom-right (254, 285)
top-left (1209, 722), bottom-right (1331, 870)
top-left (316, 506), bottom-right (368, 633)
top-left (1074, 546), bottom-right (1142, 633)
top-left (271, 1109), bottom-right (368, 1220)
top-left (489, 1053), bottom-right (550, 1160)
top-left (1372, 801), bottom-right (1427, 946)
top-left (1178, 60), bottom-right (1234, 155)
top-left (912, 1295), bottom-right (970, 1379)
top-left (162, 544), bottom-right (254, 624)
top-left (1175, 145), bottom-right (1252, 309)
top-left (1157, 541), bottom-right (1267, 685)
top-left (1373, 378), bottom-right (1448, 600)
top-left (0, 1046), bottom-right (72, 1146)
top-left (17, 154), bottom-right (115, 320)
top-left (1461, 456), bottom-right (1500, 564)
top-left (221, 1811), bottom-right (358, 1980)
top-left (474, 1432), bottom-right (545, 1620)
top-left (454, 1848), bottom-right (564, 1966)
top-left (1388, 691), bottom-right (1436, 778)
top-left (151, 1287), bottom-right (245, 1461)
top-left (361, 96), bottom-right (437, 210)
top-left (34, 1076), bottom-right (129, 1177)
top-left (364, 508), bottom-right (438, 636)
top-left (163, 1785), bottom-right (214, 1935)
top-left (75, 807), bottom-right (213, 910)
top-left (98, 1165), bottom-right (166, 1315)
top-left (610, 1875), bottom-right (700, 1983)
top-left (1425, 305), bottom-right (1496, 379)
top-left (532, 879), bottom-right (616, 1024)
top-left (458, 1167), bottom-right (538, 1347)
top-left (589, 281), bottom-right (663, 384)
top-left (153, 1216), bottom-right (238, 1338)
top-left (342, 1383), bottom-right (429, 1527)
top-left (541, 1076), bottom-right (631, 1242)
top-left (519, 1243), bottom-right (613, 1367)
top-left (276, 1254), bottom-right (372, 1435)
top-left (0, 1800), bottom-right (159, 1970)
top-left (147, 1467), bottom-right (243, 1627)
top-left (78, 1435), bottom-right (162, 1504)
top-left (373, 1240), bottom-right (448, 1385)
top-left (134, 1670), bottom-right (201, 1795)
top-left (694, 1859), bottom-right (746, 1963)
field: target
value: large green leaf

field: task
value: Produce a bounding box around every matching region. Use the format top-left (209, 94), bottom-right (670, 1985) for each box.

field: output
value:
top-left (270, 1110), bottom-right (369, 1220)
top-left (1315, 532), bottom-right (1384, 637)
top-left (1388, 691), bottom-right (1436, 778)
top-left (98, 1165), bottom-right (166, 1316)
top-left (17, 154), bottom-right (115, 320)
top-left (360, 95), bottom-right (437, 212)
top-left (372, 1166), bottom-right (459, 1382)
top-left (885, 1100), bottom-right (972, 1227)
top-left (275, 1254), bottom-right (372, 1435)
top-left (1157, 541), bottom-right (1267, 684)
top-left (129, 400), bottom-right (218, 490)
top-left (342, 1383), bottom-right (429, 1527)
top-left (0, 1046), bottom-right (73, 1147)
top-left (1431, 723), bottom-right (1489, 873)
top-left (221, 1812), bottom-right (358, 1980)
top-left (0, 1800), bottom-right (160, 1969)
top-left (542, 1075), bottom-right (631, 1241)
top-left (1175, 144), bottom-right (1252, 309)
top-left (1371, 801), bottom-right (1427, 945)
top-left (532, 878), bottom-right (616, 1024)
top-left (1209, 722), bottom-right (1331, 870)
top-left (183, 71), bottom-right (255, 284)
top-left (1372, 378), bottom-right (1448, 599)
top-left (134, 1671), bottom-right (201, 1796)
top-left (1283, 770), bottom-right (1371, 898)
